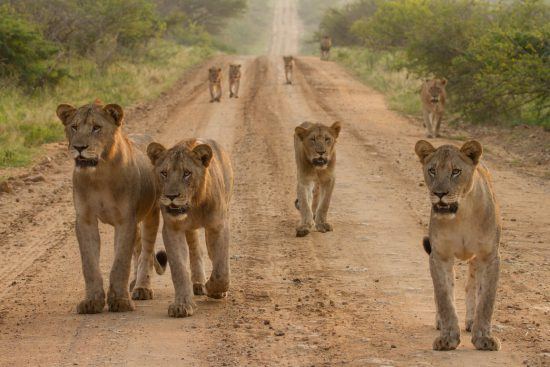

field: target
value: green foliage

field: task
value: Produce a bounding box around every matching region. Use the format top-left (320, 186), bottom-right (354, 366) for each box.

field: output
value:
top-left (322, 0), bottom-right (550, 126)
top-left (0, 5), bottom-right (65, 86)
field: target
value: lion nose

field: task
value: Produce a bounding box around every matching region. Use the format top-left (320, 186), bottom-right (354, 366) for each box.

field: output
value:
top-left (166, 194), bottom-right (180, 201)
top-left (73, 145), bottom-right (88, 153)
top-left (434, 191), bottom-right (448, 199)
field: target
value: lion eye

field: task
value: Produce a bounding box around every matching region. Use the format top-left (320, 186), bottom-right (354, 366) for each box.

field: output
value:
top-left (183, 170), bottom-right (192, 179)
top-left (428, 167), bottom-right (436, 176)
top-left (325, 137), bottom-right (331, 143)
top-left (92, 125), bottom-right (101, 133)
top-left (71, 125), bottom-right (77, 132)
top-left (160, 170), bottom-right (168, 178)
top-left (452, 168), bottom-right (462, 177)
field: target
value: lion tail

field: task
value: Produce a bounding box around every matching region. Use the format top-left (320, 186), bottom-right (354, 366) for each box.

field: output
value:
top-left (154, 250), bottom-right (168, 275)
top-left (422, 237), bottom-right (432, 255)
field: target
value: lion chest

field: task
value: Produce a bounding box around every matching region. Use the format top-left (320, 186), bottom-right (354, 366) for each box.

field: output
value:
top-left (75, 187), bottom-right (126, 226)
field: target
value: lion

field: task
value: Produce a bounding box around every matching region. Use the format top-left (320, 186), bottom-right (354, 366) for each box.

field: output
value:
top-left (147, 138), bottom-right (234, 317)
top-left (283, 56), bottom-right (294, 85)
top-left (420, 78), bottom-right (447, 138)
top-left (208, 67), bottom-right (222, 103)
top-left (415, 139), bottom-right (502, 352)
top-left (294, 121), bottom-right (341, 237)
top-left (56, 101), bottom-right (167, 314)
top-left (228, 64), bottom-right (241, 98)
top-left (320, 36), bottom-right (332, 61)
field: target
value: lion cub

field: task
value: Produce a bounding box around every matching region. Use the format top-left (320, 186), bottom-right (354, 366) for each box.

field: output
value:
top-left (283, 56), bottom-right (294, 85)
top-left (420, 78), bottom-right (447, 138)
top-left (228, 64), bottom-right (241, 98)
top-left (415, 140), bottom-right (502, 352)
top-left (147, 139), bottom-right (234, 317)
top-left (294, 121), bottom-right (341, 237)
top-left (56, 101), bottom-right (165, 314)
top-left (208, 67), bottom-right (222, 102)
top-left (320, 36), bottom-right (332, 61)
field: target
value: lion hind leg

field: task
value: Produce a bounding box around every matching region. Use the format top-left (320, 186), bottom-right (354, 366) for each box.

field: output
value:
top-left (132, 209), bottom-right (160, 300)
top-left (465, 257), bottom-right (478, 332)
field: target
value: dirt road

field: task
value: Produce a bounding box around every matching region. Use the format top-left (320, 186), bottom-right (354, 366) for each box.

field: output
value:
top-left (0, 1), bottom-right (548, 366)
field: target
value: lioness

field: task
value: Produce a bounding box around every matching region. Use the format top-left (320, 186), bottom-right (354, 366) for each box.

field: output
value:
top-left (283, 56), bottom-right (294, 85)
top-left (294, 121), bottom-right (341, 237)
top-left (147, 138), bottom-right (234, 317)
top-left (320, 36), bottom-right (332, 61)
top-left (56, 101), bottom-right (166, 314)
top-left (208, 67), bottom-right (222, 103)
top-left (415, 140), bottom-right (501, 351)
top-left (228, 64), bottom-right (241, 98)
top-left (420, 79), bottom-right (447, 138)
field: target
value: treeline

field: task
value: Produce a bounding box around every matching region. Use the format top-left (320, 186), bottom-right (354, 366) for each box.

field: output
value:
top-left (0, 0), bottom-right (247, 88)
top-left (318, 0), bottom-right (549, 126)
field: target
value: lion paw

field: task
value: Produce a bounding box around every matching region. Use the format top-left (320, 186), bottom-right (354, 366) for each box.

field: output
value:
top-left (193, 283), bottom-right (206, 296)
top-left (472, 335), bottom-right (501, 351)
top-left (108, 298), bottom-right (135, 312)
top-left (206, 278), bottom-right (229, 299)
top-left (168, 301), bottom-right (194, 318)
top-left (77, 298), bottom-right (105, 314)
top-left (465, 319), bottom-right (474, 332)
top-left (132, 287), bottom-right (154, 300)
top-left (433, 334), bottom-right (460, 351)
top-left (296, 225), bottom-right (311, 237)
top-left (427, 133), bottom-right (434, 138)
top-left (315, 222), bottom-right (333, 233)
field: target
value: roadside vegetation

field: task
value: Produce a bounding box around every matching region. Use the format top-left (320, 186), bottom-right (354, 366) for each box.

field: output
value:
top-left (0, 0), bottom-right (249, 167)
top-left (311, 0), bottom-right (550, 128)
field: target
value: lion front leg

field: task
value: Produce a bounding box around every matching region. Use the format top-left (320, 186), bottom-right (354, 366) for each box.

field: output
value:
top-left (108, 221), bottom-right (138, 312)
top-left (423, 110), bottom-right (434, 138)
top-left (132, 208), bottom-right (160, 301)
top-left (186, 229), bottom-right (206, 296)
top-left (430, 252), bottom-right (460, 351)
top-left (471, 252), bottom-right (501, 351)
top-left (75, 215), bottom-right (105, 314)
top-left (315, 177), bottom-right (334, 233)
top-left (205, 223), bottom-right (230, 299)
top-left (296, 180), bottom-right (315, 237)
top-left (163, 225), bottom-right (195, 317)
top-left (209, 84), bottom-right (215, 103)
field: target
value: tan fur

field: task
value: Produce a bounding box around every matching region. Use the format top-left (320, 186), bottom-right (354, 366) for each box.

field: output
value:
top-left (320, 36), bottom-right (332, 61)
top-left (420, 79), bottom-right (447, 138)
top-left (283, 56), bottom-right (294, 85)
top-left (147, 138), bottom-right (234, 317)
top-left (56, 102), bottom-right (164, 314)
top-left (228, 64), bottom-right (241, 98)
top-left (294, 121), bottom-right (341, 237)
top-left (208, 67), bottom-right (222, 103)
top-left (415, 140), bottom-right (502, 351)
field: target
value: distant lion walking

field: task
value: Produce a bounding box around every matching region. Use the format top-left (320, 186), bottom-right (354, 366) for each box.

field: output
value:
top-left (283, 56), bottom-right (294, 85)
top-left (320, 36), bottom-right (332, 61)
top-left (208, 67), bottom-right (222, 103)
top-left (229, 64), bottom-right (241, 98)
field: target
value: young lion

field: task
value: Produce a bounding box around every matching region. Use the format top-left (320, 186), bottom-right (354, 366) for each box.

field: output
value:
top-left (208, 67), bottom-right (222, 103)
top-left (228, 64), bottom-right (242, 98)
top-left (320, 36), bottom-right (332, 61)
top-left (294, 121), bottom-right (341, 237)
top-left (147, 139), bottom-right (234, 317)
top-left (415, 140), bottom-right (502, 352)
top-left (283, 56), bottom-right (294, 85)
top-left (420, 78), bottom-right (447, 138)
top-left (56, 102), bottom-right (166, 314)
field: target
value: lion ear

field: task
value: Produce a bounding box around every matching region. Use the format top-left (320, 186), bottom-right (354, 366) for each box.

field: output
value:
top-left (440, 78), bottom-right (447, 86)
top-left (193, 144), bottom-right (213, 167)
top-left (147, 142), bottom-right (166, 165)
top-left (295, 126), bottom-right (308, 141)
top-left (330, 121), bottom-right (341, 138)
top-left (460, 140), bottom-right (482, 165)
top-left (415, 140), bottom-right (436, 163)
top-left (103, 104), bottom-right (124, 126)
top-left (56, 104), bottom-right (76, 125)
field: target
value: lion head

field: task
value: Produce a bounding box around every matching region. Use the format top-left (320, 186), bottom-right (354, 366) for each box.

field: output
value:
top-left (208, 67), bottom-right (222, 83)
top-left (295, 122), bottom-right (341, 169)
top-left (415, 140), bottom-right (483, 218)
top-left (423, 79), bottom-right (447, 104)
top-left (56, 101), bottom-right (124, 169)
top-left (229, 64), bottom-right (241, 78)
top-left (283, 56), bottom-right (294, 67)
top-left (147, 140), bottom-right (213, 220)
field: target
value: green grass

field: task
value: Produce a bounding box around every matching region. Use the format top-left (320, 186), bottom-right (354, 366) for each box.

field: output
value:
top-left (0, 40), bottom-right (212, 167)
top-left (333, 47), bottom-right (422, 116)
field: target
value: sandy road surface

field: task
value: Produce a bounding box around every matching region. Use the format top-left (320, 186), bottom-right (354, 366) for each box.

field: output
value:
top-left (0, 0), bottom-right (548, 366)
